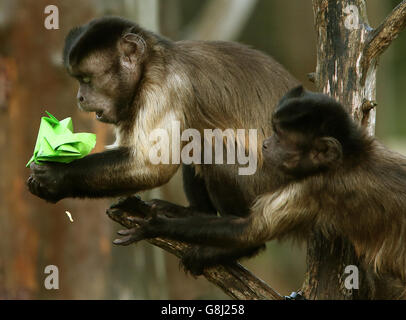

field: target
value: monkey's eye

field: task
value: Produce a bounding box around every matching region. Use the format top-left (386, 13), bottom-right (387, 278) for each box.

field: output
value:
top-left (81, 77), bottom-right (91, 84)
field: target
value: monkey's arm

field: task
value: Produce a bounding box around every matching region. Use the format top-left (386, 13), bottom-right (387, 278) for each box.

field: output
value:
top-left (109, 196), bottom-right (308, 274)
top-left (109, 198), bottom-right (263, 247)
top-left (27, 147), bottom-right (179, 202)
top-left (111, 194), bottom-right (312, 247)
top-left (116, 215), bottom-right (253, 246)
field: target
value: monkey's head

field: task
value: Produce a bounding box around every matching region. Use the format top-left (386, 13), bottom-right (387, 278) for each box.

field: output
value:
top-left (263, 86), bottom-right (365, 178)
top-left (63, 17), bottom-right (153, 124)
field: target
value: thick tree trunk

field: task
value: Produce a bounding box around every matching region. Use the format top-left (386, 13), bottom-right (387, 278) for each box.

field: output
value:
top-left (302, 0), bottom-right (406, 299)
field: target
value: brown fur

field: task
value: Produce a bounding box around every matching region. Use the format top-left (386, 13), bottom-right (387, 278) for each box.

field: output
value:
top-left (254, 122), bottom-right (406, 292)
top-left (65, 18), bottom-right (299, 215)
top-left (28, 17), bottom-right (300, 275)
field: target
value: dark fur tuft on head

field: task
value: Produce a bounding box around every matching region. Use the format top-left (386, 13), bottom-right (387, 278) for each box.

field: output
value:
top-left (274, 87), bottom-right (365, 155)
top-left (277, 85), bottom-right (305, 104)
top-left (63, 16), bottom-right (150, 69)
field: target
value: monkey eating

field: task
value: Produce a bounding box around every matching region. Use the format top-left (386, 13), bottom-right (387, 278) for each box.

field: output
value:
top-left (27, 16), bottom-right (299, 273)
top-left (111, 85), bottom-right (406, 284)
top-left (26, 16), bottom-right (406, 282)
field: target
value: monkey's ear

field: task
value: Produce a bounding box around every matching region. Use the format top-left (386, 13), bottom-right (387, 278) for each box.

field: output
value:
top-left (278, 85), bottom-right (305, 105)
top-left (287, 85), bottom-right (305, 98)
top-left (118, 33), bottom-right (147, 66)
top-left (311, 137), bottom-right (343, 167)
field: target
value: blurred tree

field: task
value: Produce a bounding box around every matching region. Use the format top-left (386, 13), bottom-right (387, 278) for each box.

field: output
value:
top-left (0, 0), bottom-right (114, 299)
top-left (182, 0), bottom-right (258, 40)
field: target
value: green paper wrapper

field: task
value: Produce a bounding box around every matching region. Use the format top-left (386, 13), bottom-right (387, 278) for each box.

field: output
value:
top-left (26, 111), bottom-right (96, 167)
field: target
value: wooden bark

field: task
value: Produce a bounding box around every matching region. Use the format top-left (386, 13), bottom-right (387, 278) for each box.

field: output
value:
top-left (302, 0), bottom-right (406, 299)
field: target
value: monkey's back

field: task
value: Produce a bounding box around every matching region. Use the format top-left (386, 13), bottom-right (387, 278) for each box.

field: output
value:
top-left (166, 41), bottom-right (299, 215)
top-left (172, 40), bottom-right (299, 133)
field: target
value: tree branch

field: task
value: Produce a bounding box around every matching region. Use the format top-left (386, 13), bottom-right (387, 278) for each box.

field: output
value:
top-left (106, 206), bottom-right (283, 300)
top-left (361, 0), bottom-right (406, 83)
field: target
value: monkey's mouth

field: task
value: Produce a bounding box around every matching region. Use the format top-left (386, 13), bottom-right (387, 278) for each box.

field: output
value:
top-left (95, 110), bottom-right (115, 124)
top-left (96, 110), bottom-right (104, 120)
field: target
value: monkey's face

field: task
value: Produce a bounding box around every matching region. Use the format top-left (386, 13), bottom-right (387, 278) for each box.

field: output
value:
top-left (70, 50), bottom-right (140, 124)
top-left (68, 32), bottom-right (147, 125)
top-left (263, 86), bottom-right (346, 179)
top-left (262, 126), bottom-right (312, 177)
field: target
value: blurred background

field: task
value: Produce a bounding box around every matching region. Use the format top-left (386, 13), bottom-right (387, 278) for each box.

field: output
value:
top-left (0, 0), bottom-right (405, 299)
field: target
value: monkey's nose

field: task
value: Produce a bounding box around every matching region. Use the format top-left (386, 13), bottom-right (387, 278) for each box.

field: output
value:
top-left (78, 96), bottom-right (85, 103)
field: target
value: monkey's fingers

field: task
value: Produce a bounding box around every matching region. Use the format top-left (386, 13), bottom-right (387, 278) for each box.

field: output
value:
top-left (126, 216), bottom-right (146, 224)
top-left (117, 228), bottom-right (137, 236)
top-left (109, 196), bottom-right (151, 217)
top-left (27, 176), bottom-right (43, 197)
top-left (106, 207), bottom-right (147, 226)
top-left (113, 235), bottom-right (137, 246)
top-left (113, 229), bottom-right (147, 246)
top-left (106, 207), bottom-right (125, 217)
top-left (29, 162), bottom-right (46, 174)
top-left (110, 195), bottom-right (142, 210)
top-left (26, 176), bottom-right (60, 203)
top-left (27, 175), bottom-right (34, 187)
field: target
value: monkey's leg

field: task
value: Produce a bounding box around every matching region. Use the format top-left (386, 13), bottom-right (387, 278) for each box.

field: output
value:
top-left (182, 164), bottom-right (217, 215)
top-left (181, 244), bottom-right (266, 276)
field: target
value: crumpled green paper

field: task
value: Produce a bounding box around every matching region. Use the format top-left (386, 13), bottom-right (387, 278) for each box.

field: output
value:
top-left (26, 111), bottom-right (96, 167)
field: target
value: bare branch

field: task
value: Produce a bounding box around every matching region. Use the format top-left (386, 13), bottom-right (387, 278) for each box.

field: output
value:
top-left (361, 0), bottom-right (406, 82)
top-left (106, 207), bottom-right (283, 300)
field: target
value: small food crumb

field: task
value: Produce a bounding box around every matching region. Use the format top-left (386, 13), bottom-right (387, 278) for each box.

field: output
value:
top-left (65, 211), bottom-right (73, 222)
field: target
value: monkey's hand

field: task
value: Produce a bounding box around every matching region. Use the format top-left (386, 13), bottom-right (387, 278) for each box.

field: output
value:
top-left (108, 196), bottom-right (149, 217)
top-left (108, 197), bottom-right (194, 219)
top-left (108, 197), bottom-right (190, 245)
top-left (112, 205), bottom-right (167, 246)
top-left (27, 162), bottom-right (70, 203)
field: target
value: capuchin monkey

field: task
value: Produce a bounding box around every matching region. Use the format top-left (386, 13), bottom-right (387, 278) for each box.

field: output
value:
top-left (111, 85), bottom-right (406, 284)
top-left (27, 17), bottom-right (299, 272)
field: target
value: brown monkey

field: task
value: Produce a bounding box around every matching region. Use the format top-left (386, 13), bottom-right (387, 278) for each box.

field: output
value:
top-left (112, 86), bottom-right (406, 284)
top-left (260, 86), bottom-right (406, 283)
top-left (27, 17), bottom-right (299, 273)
